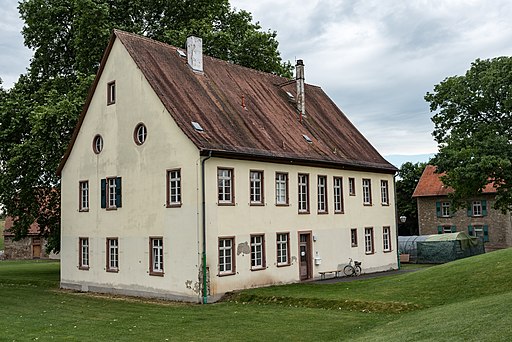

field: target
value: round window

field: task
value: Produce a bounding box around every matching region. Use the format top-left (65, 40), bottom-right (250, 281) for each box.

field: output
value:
top-left (134, 123), bottom-right (147, 145)
top-left (93, 135), bottom-right (103, 154)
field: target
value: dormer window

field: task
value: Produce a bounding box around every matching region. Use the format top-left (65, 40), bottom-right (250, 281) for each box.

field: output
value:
top-left (107, 81), bottom-right (116, 105)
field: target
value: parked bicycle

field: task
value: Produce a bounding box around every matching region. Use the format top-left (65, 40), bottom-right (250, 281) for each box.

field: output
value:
top-left (343, 258), bottom-right (362, 276)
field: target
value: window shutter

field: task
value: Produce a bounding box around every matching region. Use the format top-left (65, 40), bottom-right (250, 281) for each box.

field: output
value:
top-left (468, 225), bottom-right (473, 236)
top-left (467, 204), bottom-right (472, 217)
top-left (116, 177), bottom-right (122, 208)
top-left (436, 201), bottom-right (441, 217)
top-left (437, 226), bottom-right (442, 234)
top-left (451, 225), bottom-right (456, 233)
top-left (101, 179), bottom-right (106, 209)
top-left (482, 200), bottom-right (487, 216)
top-left (483, 225), bottom-right (489, 242)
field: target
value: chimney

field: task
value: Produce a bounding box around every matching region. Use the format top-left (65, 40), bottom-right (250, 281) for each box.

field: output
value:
top-left (296, 59), bottom-right (305, 120)
top-left (186, 36), bottom-right (203, 72)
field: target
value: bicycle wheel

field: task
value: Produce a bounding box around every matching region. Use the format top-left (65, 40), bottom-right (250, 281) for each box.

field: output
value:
top-left (343, 265), bottom-right (354, 276)
top-left (354, 266), bottom-right (362, 276)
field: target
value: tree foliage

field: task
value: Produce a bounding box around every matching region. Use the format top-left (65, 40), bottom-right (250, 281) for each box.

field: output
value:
top-left (396, 162), bottom-right (427, 236)
top-left (0, 0), bottom-right (292, 253)
top-left (425, 57), bottom-right (512, 212)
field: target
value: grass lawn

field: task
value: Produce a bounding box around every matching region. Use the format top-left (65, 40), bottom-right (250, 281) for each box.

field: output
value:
top-left (1, 249), bottom-right (512, 341)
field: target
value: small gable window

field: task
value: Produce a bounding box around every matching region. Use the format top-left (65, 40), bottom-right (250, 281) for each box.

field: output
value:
top-left (93, 135), bottom-right (103, 154)
top-left (134, 123), bottom-right (147, 145)
top-left (107, 81), bottom-right (116, 105)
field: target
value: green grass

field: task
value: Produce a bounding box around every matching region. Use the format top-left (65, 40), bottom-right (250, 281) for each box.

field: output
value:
top-left (1, 249), bottom-right (512, 341)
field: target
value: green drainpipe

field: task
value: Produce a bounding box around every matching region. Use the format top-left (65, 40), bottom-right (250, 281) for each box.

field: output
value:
top-left (201, 151), bottom-right (212, 304)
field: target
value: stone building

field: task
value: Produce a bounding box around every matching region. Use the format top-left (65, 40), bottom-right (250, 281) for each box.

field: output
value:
top-left (412, 165), bottom-right (512, 251)
top-left (3, 216), bottom-right (50, 259)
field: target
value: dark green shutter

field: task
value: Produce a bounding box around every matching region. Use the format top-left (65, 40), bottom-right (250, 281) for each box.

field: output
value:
top-left (483, 225), bottom-right (489, 242)
top-left (436, 202), bottom-right (441, 217)
top-left (101, 179), bottom-right (106, 208)
top-left (115, 177), bottom-right (122, 208)
top-left (451, 225), bottom-right (456, 233)
top-left (468, 225), bottom-right (473, 236)
top-left (482, 200), bottom-right (487, 216)
top-left (437, 226), bottom-right (443, 234)
top-left (467, 203), bottom-right (472, 217)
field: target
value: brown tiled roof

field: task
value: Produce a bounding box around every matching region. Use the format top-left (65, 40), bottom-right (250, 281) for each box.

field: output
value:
top-left (3, 216), bottom-right (40, 237)
top-left (412, 165), bottom-right (496, 197)
top-left (58, 30), bottom-right (396, 175)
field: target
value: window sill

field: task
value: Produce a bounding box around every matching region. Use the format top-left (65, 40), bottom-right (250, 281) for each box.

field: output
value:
top-left (166, 203), bottom-right (182, 208)
top-left (363, 203), bottom-right (372, 206)
top-left (383, 250), bottom-right (392, 253)
top-left (317, 211), bottom-right (328, 215)
top-left (334, 211), bottom-right (344, 214)
top-left (351, 244), bottom-right (358, 248)
top-left (79, 209), bottom-right (89, 212)
top-left (218, 202), bottom-right (235, 206)
top-left (218, 272), bottom-right (235, 277)
top-left (381, 203), bottom-right (389, 206)
top-left (250, 203), bottom-right (265, 207)
top-left (106, 268), bottom-right (119, 273)
top-left (106, 207), bottom-right (118, 211)
top-left (79, 266), bottom-right (90, 271)
top-left (149, 271), bottom-right (164, 277)
top-left (365, 252), bottom-right (375, 255)
top-left (251, 267), bottom-right (265, 271)
top-left (277, 263), bottom-right (290, 268)
top-left (275, 203), bottom-right (289, 207)
top-left (298, 211), bottom-right (310, 215)
top-left (349, 193), bottom-right (356, 196)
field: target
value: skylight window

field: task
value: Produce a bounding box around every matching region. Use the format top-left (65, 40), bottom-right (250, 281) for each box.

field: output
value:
top-left (177, 49), bottom-right (186, 58)
top-left (303, 134), bottom-right (313, 143)
top-left (192, 121), bottom-right (204, 132)
top-left (286, 91), bottom-right (294, 101)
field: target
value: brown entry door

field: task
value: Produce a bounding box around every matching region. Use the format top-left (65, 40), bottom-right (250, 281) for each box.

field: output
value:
top-left (32, 238), bottom-right (41, 259)
top-left (299, 233), bottom-right (312, 280)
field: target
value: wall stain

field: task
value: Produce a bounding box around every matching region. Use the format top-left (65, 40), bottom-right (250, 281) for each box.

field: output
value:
top-left (291, 256), bottom-right (297, 263)
top-left (237, 241), bottom-right (250, 256)
top-left (185, 280), bottom-right (193, 289)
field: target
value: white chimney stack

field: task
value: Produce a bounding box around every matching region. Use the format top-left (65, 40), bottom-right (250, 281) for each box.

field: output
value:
top-left (186, 36), bottom-right (203, 72)
top-left (296, 59), bottom-right (305, 119)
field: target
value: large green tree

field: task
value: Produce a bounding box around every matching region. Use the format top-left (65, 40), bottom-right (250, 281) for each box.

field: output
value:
top-left (425, 57), bottom-right (512, 212)
top-left (396, 162), bottom-right (427, 236)
top-left (0, 0), bottom-right (292, 253)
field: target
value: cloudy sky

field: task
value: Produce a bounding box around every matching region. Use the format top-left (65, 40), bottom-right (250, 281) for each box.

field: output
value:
top-left (2, 0), bottom-right (512, 161)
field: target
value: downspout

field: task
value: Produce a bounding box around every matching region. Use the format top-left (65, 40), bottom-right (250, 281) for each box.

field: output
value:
top-left (201, 151), bottom-right (212, 304)
top-left (393, 174), bottom-right (401, 270)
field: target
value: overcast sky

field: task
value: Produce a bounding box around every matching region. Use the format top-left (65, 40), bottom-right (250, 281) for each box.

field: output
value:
top-left (2, 0), bottom-right (512, 159)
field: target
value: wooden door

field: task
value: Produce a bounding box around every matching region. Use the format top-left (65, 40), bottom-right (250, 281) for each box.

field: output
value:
top-left (299, 232), bottom-right (312, 280)
top-left (32, 238), bottom-right (41, 259)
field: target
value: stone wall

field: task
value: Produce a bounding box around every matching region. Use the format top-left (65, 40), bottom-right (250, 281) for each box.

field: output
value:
top-left (3, 236), bottom-right (50, 259)
top-left (416, 194), bottom-right (512, 251)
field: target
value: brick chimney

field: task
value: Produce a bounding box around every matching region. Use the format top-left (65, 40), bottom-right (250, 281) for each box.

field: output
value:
top-left (186, 36), bottom-right (203, 72)
top-left (296, 60), bottom-right (305, 119)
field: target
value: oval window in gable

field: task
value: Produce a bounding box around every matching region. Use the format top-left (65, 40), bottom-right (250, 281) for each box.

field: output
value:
top-left (93, 135), bottom-right (103, 154)
top-left (134, 123), bottom-right (147, 145)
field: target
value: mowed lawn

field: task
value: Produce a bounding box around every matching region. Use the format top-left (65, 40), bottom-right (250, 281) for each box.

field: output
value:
top-left (1, 249), bottom-right (512, 341)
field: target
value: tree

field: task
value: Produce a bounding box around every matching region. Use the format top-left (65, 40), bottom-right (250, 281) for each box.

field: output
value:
top-left (425, 57), bottom-right (512, 212)
top-left (0, 0), bottom-right (292, 253)
top-left (396, 162), bottom-right (427, 236)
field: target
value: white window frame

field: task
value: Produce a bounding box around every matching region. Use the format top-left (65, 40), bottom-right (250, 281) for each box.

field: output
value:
top-left (218, 168), bottom-right (233, 204)
top-left (79, 181), bottom-right (89, 211)
top-left (380, 180), bottom-right (389, 205)
top-left (349, 177), bottom-right (355, 196)
top-left (276, 233), bottom-right (289, 266)
top-left (333, 177), bottom-right (343, 213)
top-left (219, 238), bottom-right (234, 275)
top-left (250, 170), bottom-right (264, 204)
top-left (362, 179), bottom-right (372, 205)
top-left (150, 237), bottom-right (164, 275)
top-left (79, 237), bottom-right (89, 269)
top-left (250, 234), bottom-right (265, 270)
top-left (107, 177), bottom-right (117, 209)
top-left (441, 202), bottom-right (451, 217)
top-left (167, 169), bottom-right (181, 207)
top-left (107, 238), bottom-right (119, 271)
top-left (107, 81), bottom-right (116, 105)
top-left (317, 175), bottom-right (327, 213)
top-left (298, 173), bottom-right (309, 213)
top-left (364, 227), bottom-right (374, 254)
top-left (383, 226), bottom-right (391, 252)
top-left (472, 201), bottom-right (482, 216)
top-left (275, 172), bottom-right (288, 205)
top-left (350, 228), bottom-right (358, 247)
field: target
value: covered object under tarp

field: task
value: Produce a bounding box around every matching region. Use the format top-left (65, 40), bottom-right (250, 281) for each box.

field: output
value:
top-left (398, 232), bottom-right (485, 264)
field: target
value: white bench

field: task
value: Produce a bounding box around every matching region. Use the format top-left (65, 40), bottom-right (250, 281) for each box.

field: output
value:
top-left (319, 269), bottom-right (343, 280)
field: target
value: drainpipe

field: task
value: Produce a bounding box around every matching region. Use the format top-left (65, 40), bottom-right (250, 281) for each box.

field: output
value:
top-left (393, 174), bottom-right (401, 270)
top-left (201, 151), bottom-right (212, 304)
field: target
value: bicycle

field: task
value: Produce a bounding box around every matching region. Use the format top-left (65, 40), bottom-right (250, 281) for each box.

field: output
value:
top-left (343, 258), bottom-right (362, 276)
